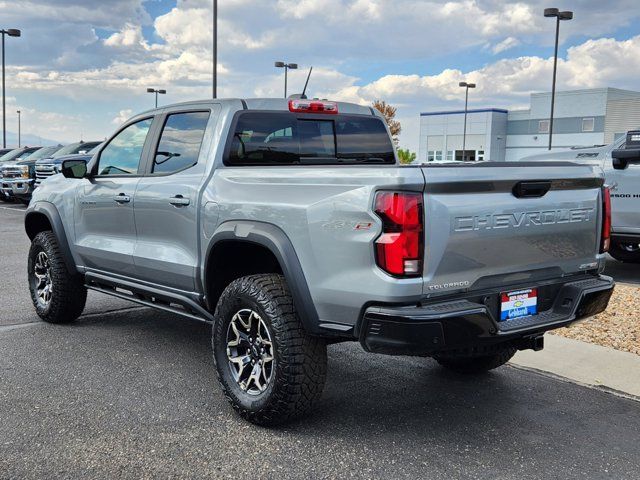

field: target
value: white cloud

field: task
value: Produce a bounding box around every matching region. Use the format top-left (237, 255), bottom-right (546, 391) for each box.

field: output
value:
top-left (492, 36), bottom-right (521, 54)
top-left (112, 109), bottom-right (133, 125)
top-left (104, 24), bottom-right (149, 49)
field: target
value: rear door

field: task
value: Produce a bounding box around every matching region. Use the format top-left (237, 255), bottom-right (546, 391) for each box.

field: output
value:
top-left (74, 117), bottom-right (155, 275)
top-left (420, 163), bottom-right (605, 295)
top-left (132, 108), bottom-right (216, 291)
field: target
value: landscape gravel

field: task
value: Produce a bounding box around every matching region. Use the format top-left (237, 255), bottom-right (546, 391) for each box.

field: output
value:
top-left (553, 283), bottom-right (640, 355)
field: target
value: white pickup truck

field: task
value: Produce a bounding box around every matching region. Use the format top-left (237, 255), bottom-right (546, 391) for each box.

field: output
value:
top-left (524, 130), bottom-right (640, 263)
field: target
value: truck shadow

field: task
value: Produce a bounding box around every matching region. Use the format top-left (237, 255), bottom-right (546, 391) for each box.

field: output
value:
top-left (72, 308), bottom-right (612, 443)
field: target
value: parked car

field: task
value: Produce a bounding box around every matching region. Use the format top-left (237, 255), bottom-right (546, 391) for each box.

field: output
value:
top-left (0, 145), bottom-right (64, 204)
top-left (25, 98), bottom-right (614, 425)
top-left (34, 141), bottom-right (102, 188)
top-left (0, 148), bottom-right (13, 157)
top-left (522, 130), bottom-right (640, 263)
top-left (0, 147), bottom-right (42, 201)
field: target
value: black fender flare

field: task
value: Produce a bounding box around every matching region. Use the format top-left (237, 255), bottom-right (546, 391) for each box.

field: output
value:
top-left (203, 221), bottom-right (321, 335)
top-left (24, 202), bottom-right (78, 275)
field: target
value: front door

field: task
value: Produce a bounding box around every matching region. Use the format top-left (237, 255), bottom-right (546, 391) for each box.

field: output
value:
top-left (74, 117), bottom-right (155, 275)
top-left (133, 109), bottom-right (214, 291)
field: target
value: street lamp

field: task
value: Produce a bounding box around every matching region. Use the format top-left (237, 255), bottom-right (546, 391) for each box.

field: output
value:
top-left (1, 28), bottom-right (21, 148)
top-left (16, 109), bottom-right (20, 147)
top-left (212, 0), bottom-right (217, 98)
top-left (274, 61), bottom-right (298, 98)
top-left (544, 7), bottom-right (573, 151)
top-left (459, 81), bottom-right (476, 162)
top-left (146, 88), bottom-right (166, 108)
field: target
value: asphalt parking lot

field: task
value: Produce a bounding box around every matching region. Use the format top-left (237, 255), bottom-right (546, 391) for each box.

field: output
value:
top-left (1, 203), bottom-right (640, 479)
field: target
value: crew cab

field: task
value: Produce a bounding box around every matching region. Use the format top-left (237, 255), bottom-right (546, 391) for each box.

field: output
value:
top-left (24, 98), bottom-right (614, 425)
top-left (523, 131), bottom-right (640, 263)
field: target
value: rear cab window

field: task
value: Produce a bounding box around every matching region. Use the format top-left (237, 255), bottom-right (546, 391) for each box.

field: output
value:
top-left (225, 112), bottom-right (395, 166)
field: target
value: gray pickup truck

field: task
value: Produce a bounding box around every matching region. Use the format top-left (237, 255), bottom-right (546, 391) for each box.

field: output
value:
top-left (523, 130), bottom-right (640, 263)
top-left (25, 98), bottom-right (615, 425)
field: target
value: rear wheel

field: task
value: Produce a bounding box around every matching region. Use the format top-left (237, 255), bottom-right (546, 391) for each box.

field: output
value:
top-left (212, 274), bottom-right (327, 426)
top-left (28, 231), bottom-right (87, 323)
top-left (609, 240), bottom-right (640, 263)
top-left (435, 347), bottom-right (517, 374)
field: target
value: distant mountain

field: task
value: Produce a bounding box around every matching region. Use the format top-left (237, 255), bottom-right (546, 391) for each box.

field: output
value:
top-left (2, 130), bottom-right (63, 148)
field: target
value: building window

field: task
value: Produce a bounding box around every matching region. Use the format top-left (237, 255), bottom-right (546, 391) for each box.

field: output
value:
top-left (477, 150), bottom-right (485, 161)
top-left (435, 150), bottom-right (443, 161)
top-left (427, 150), bottom-right (435, 162)
top-left (446, 150), bottom-right (454, 161)
top-left (582, 117), bottom-right (595, 132)
top-left (538, 120), bottom-right (550, 133)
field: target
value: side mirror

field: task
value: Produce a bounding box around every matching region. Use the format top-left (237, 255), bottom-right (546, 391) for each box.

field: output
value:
top-left (61, 159), bottom-right (88, 179)
top-left (612, 130), bottom-right (640, 170)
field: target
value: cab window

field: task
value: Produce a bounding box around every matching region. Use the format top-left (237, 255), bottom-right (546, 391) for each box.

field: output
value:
top-left (97, 118), bottom-right (153, 176)
top-left (152, 111), bottom-right (210, 174)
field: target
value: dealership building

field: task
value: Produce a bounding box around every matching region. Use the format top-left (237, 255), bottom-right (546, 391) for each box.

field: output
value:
top-left (418, 87), bottom-right (640, 162)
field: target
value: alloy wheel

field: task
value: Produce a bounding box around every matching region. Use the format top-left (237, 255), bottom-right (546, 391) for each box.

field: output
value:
top-left (226, 309), bottom-right (275, 395)
top-left (33, 251), bottom-right (53, 306)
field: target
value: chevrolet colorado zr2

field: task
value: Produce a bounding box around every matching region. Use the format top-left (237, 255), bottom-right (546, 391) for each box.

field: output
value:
top-left (25, 98), bottom-right (616, 425)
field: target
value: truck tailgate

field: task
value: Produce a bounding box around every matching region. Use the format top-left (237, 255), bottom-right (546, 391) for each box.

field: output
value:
top-left (420, 163), bottom-right (605, 296)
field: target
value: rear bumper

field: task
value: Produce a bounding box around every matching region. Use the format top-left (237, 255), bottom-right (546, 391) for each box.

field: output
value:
top-left (359, 275), bottom-right (614, 356)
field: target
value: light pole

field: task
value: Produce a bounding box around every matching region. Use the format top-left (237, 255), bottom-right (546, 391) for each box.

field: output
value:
top-left (274, 61), bottom-right (298, 98)
top-left (459, 81), bottom-right (476, 161)
top-left (544, 7), bottom-right (573, 151)
top-left (16, 109), bottom-right (20, 147)
top-left (1, 28), bottom-right (21, 148)
top-left (146, 88), bottom-right (166, 108)
top-left (212, 0), bottom-right (217, 98)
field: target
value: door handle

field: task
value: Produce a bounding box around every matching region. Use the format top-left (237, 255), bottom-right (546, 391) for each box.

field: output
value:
top-left (114, 193), bottom-right (131, 204)
top-left (169, 195), bottom-right (190, 206)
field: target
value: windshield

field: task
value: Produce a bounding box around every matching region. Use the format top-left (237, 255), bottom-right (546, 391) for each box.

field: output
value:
top-left (0, 148), bottom-right (41, 163)
top-left (24, 145), bottom-right (64, 161)
top-left (52, 141), bottom-right (101, 158)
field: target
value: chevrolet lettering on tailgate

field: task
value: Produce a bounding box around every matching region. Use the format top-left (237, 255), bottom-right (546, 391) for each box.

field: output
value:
top-left (453, 208), bottom-right (594, 232)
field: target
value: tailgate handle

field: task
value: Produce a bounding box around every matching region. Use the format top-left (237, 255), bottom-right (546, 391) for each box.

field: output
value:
top-left (512, 181), bottom-right (551, 198)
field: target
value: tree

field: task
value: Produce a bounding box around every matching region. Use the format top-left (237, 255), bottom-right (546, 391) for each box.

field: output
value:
top-left (397, 148), bottom-right (416, 165)
top-left (372, 100), bottom-right (401, 145)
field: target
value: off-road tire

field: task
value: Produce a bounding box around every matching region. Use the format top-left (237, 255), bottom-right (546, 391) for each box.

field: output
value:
top-left (28, 231), bottom-right (87, 323)
top-left (608, 240), bottom-right (640, 263)
top-left (435, 347), bottom-right (517, 374)
top-left (212, 274), bottom-right (327, 426)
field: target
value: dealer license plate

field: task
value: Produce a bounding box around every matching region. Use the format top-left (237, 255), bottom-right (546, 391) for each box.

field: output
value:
top-left (500, 288), bottom-right (537, 321)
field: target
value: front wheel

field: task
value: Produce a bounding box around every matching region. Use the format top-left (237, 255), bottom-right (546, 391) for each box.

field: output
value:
top-left (435, 347), bottom-right (517, 374)
top-left (212, 274), bottom-right (327, 426)
top-left (28, 231), bottom-right (87, 323)
top-left (609, 240), bottom-right (640, 263)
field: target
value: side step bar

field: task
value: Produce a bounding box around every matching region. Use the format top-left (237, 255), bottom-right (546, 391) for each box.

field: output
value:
top-left (84, 271), bottom-right (214, 324)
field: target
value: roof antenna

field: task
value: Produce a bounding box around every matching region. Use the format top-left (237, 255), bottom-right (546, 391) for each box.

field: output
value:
top-left (301, 67), bottom-right (313, 99)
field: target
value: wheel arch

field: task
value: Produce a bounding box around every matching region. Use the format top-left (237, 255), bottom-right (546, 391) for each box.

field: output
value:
top-left (25, 202), bottom-right (78, 275)
top-left (203, 221), bottom-right (321, 335)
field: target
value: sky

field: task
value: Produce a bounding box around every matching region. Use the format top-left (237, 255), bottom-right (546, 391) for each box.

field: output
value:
top-left (1, 0), bottom-right (640, 151)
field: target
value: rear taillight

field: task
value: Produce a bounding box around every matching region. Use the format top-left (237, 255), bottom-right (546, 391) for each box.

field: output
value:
top-left (374, 191), bottom-right (424, 277)
top-left (600, 186), bottom-right (611, 253)
top-left (288, 99), bottom-right (338, 114)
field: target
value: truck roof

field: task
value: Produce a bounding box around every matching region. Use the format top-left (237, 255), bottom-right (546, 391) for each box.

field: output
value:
top-left (134, 98), bottom-right (377, 119)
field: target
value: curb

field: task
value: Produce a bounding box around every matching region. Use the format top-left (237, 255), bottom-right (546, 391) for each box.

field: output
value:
top-left (510, 334), bottom-right (640, 399)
